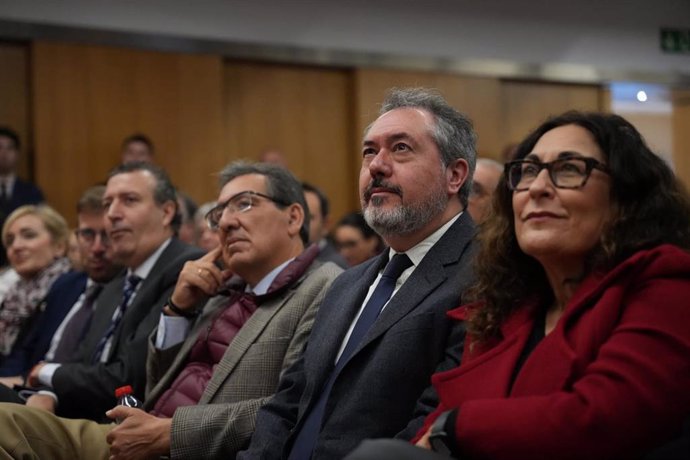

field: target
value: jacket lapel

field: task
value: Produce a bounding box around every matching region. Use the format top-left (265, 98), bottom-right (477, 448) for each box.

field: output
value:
top-left (343, 213), bottom-right (474, 365)
top-left (199, 289), bottom-right (297, 403)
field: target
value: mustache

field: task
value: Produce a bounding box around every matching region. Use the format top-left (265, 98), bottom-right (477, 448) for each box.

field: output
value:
top-left (363, 178), bottom-right (403, 202)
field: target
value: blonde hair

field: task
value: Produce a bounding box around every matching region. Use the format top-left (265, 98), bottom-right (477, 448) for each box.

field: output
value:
top-left (2, 205), bottom-right (70, 253)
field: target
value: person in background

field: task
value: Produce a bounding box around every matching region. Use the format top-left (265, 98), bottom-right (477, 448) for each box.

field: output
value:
top-left (0, 205), bottom-right (70, 365)
top-left (0, 127), bottom-right (45, 267)
top-left (0, 186), bottom-right (122, 382)
top-left (120, 133), bottom-right (155, 164)
top-left (12, 162), bottom-right (202, 420)
top-left (193, 201), bottom-right (221, 252)
top-left (303, 182), bottom-right (348, 268)
top-left (466, 158), bottom-right (502, 224)
top-left (0, 162), bottom-right (342, 460)
top-left (66, 230), bottom-right (83, 271)
top-left (175, 191), bottom-right (198, 246)
top-left (333, 212), bottom-right (384, 267)
top-left (258, 148), bottom-right (289, 168)
top-left (347, 111), bottom-right (690, 460)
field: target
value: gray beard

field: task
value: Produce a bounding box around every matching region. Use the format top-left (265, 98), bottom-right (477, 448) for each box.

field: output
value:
top-left (363, 186), bottom-right (447, 238)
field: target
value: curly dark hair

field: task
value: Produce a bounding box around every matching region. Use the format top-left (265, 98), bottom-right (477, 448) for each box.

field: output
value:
top-left (466, 111), bottom-right (690, 342)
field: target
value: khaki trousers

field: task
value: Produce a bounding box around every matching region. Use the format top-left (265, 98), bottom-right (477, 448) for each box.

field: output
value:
top-left (0, 403), bottom-right (112, 460)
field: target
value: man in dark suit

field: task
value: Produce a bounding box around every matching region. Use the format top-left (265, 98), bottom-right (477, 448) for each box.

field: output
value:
top-left (302, 182), bottom-right (348, 268)
top-left (0, 162), bottom-right (342, 460)
top-left (20, 162), bottom-right (203, 420)
top-left (238, 87), bottom-right (477, 460)
top-left (0, 127), bottom-right (44, 266)
top-left (0, 185), bottom-right (122, 380)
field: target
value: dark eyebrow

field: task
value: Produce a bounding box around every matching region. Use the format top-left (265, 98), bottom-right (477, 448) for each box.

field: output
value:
top-left (524, 151), bottom-right (587, 162)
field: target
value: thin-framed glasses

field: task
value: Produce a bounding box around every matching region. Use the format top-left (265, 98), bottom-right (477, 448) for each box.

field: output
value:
top-left (75, 228), bottom-right (109, 245)
top-left (505, 157), bottom-right (609, 191)
top-left (205, 190), bottom-right (290, 230)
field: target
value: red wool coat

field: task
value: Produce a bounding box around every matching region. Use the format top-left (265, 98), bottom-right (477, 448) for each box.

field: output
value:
top-left (416, 244), bottom-right (690, 460)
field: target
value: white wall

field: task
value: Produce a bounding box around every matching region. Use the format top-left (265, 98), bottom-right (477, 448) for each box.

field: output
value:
top-left (1, 0), bottom-right (689, 81)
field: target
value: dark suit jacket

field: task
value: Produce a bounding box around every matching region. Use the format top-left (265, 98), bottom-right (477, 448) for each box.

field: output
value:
top-left (0, 178), bottom-right (44, 266)
top-left (51, 238), bottom-right (203, 420)
top-left (418, 244), bottom-right (690, 460)
top-left (0, 271), bottom-right (87, 376)
top-left (239, 213), bottom-right (475, 460)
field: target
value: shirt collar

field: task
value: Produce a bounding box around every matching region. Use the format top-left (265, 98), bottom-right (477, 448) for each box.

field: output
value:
top-left (387, 211), bottom-right (462, 268)
top-left (248, 257), bottom-right (295, 296)
top-left (129, 238), bottom-right (172, 281)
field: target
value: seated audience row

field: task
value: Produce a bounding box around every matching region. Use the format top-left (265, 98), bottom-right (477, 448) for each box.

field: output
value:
top-left (0, 88), bottom-right (687, 460)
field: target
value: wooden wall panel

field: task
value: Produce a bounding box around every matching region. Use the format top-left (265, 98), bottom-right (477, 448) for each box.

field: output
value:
top-left (501, 81), bottom-right (603, 150)
top-left (353, 69), bottom-right (504, 160)
top-left (223, 61), bottom-right (355, 221)
top-left (32, 42), bottom-right (225, 224)
top-left (0, 42), bottom-right (31, 179)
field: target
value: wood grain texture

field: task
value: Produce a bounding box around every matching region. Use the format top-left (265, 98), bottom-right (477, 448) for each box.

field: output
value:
top-left (32, 42), bottom-right (225, 224)
top-left (223, 61), bottom-right (356, 222)
top-left (0, 42), bottom-right (31, 180)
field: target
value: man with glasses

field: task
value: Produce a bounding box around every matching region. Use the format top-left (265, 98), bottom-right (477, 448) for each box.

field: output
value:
top-left (0, 186), bottom-right (122, 387)
top-left (0, 162), bottom-right (341, 459)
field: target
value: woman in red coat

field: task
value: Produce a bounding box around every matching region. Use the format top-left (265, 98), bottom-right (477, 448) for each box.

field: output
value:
top-left (347, 111), bottom-right (690, 460)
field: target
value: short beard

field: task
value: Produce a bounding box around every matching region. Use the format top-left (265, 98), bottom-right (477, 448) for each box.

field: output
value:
top-left (363, 183), bottom-right (447, 238)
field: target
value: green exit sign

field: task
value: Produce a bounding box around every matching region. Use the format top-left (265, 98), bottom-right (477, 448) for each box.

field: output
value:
top-left (661, 28), bottom-right (690, 53)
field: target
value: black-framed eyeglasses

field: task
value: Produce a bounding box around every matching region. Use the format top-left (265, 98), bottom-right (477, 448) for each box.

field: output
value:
top-left (75, 228), bottom-right (109, 245)
top-left (205, 190), bottom-right (291, 230)
top-left (505, 157), bottom-right (610, 191)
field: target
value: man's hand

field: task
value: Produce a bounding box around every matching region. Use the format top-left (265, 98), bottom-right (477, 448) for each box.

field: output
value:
top-left (166, 246), bottom-right (233, 315)
top-left (26, 362), bottom-right (47, 387)
top-left (0, 376), bottom-right (23, 388)
top-left (105, 406), bottom-right (172, 460)
top-left (415, 427), bottom-right (432, 450)
top-left (25, 393), bottom-right (57, 413)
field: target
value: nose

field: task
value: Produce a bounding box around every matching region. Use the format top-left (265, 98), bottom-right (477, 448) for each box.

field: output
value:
top-left (217, 207), bottom-right (240, 233)
top-left (367, 149), bottom-right (393, 178)
top-left (92, 232), bottom-right (109, 251)
top-left (527, 168), bottom-right (555, 197)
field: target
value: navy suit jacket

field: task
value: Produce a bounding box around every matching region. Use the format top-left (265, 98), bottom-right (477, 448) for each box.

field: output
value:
top-left (239, 213), bottom-right (476, 460)
top-left (51, 238), bottom-right (203, 420)
top-left (0, 271), bottom-right (87, 377)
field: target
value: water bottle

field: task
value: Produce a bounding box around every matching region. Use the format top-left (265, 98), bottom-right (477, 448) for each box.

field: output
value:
top-left (114, 385), bottom-right (143, 424)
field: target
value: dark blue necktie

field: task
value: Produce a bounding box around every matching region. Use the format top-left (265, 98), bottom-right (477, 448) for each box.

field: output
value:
top-left (52, 283), bottom-right (103, 362)
top-left (92, 274), bottom-right (141, 363)
top-left (288, 253), bottom-right (413, 460)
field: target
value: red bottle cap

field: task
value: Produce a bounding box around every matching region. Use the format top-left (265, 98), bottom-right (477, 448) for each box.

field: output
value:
top-left (115, 385), bottom-right (134, 398)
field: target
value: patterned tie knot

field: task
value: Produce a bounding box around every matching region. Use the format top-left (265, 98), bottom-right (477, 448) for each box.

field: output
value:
top-left (381, 253), bottom-right (413, 281)
top-left (124, 274), bottom-right (142, 295)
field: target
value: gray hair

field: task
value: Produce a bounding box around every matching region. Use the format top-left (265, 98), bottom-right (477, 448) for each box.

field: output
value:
top-left (218, 161), bottom-right (310, 245)
top-left (373, 87), bottom-right (477, 207)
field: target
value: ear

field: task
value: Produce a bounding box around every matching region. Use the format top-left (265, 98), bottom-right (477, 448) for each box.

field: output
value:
top-left (446, 158), bottom-right (469, 196)
top-left (161, 200), bottom-right (177, 228)
top-left (286, 203), bottom-right (305, 238)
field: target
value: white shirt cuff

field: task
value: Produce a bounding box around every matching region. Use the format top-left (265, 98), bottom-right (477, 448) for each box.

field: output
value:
top-left (38, 363), bottom-right (61, 387)
top-left (155, 313), bottom-right (191, 349)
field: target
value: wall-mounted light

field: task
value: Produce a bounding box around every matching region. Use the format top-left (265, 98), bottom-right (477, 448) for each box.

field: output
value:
top-left (636, 90), bottom-right (648, 102)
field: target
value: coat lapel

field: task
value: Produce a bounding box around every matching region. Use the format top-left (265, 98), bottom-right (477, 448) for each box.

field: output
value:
top-left (343, 214), bottom-right (474, 365)
top-left (199, 289), bottom-right (296, 403)
top-left (307, 255), bottom-right (385, 381)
